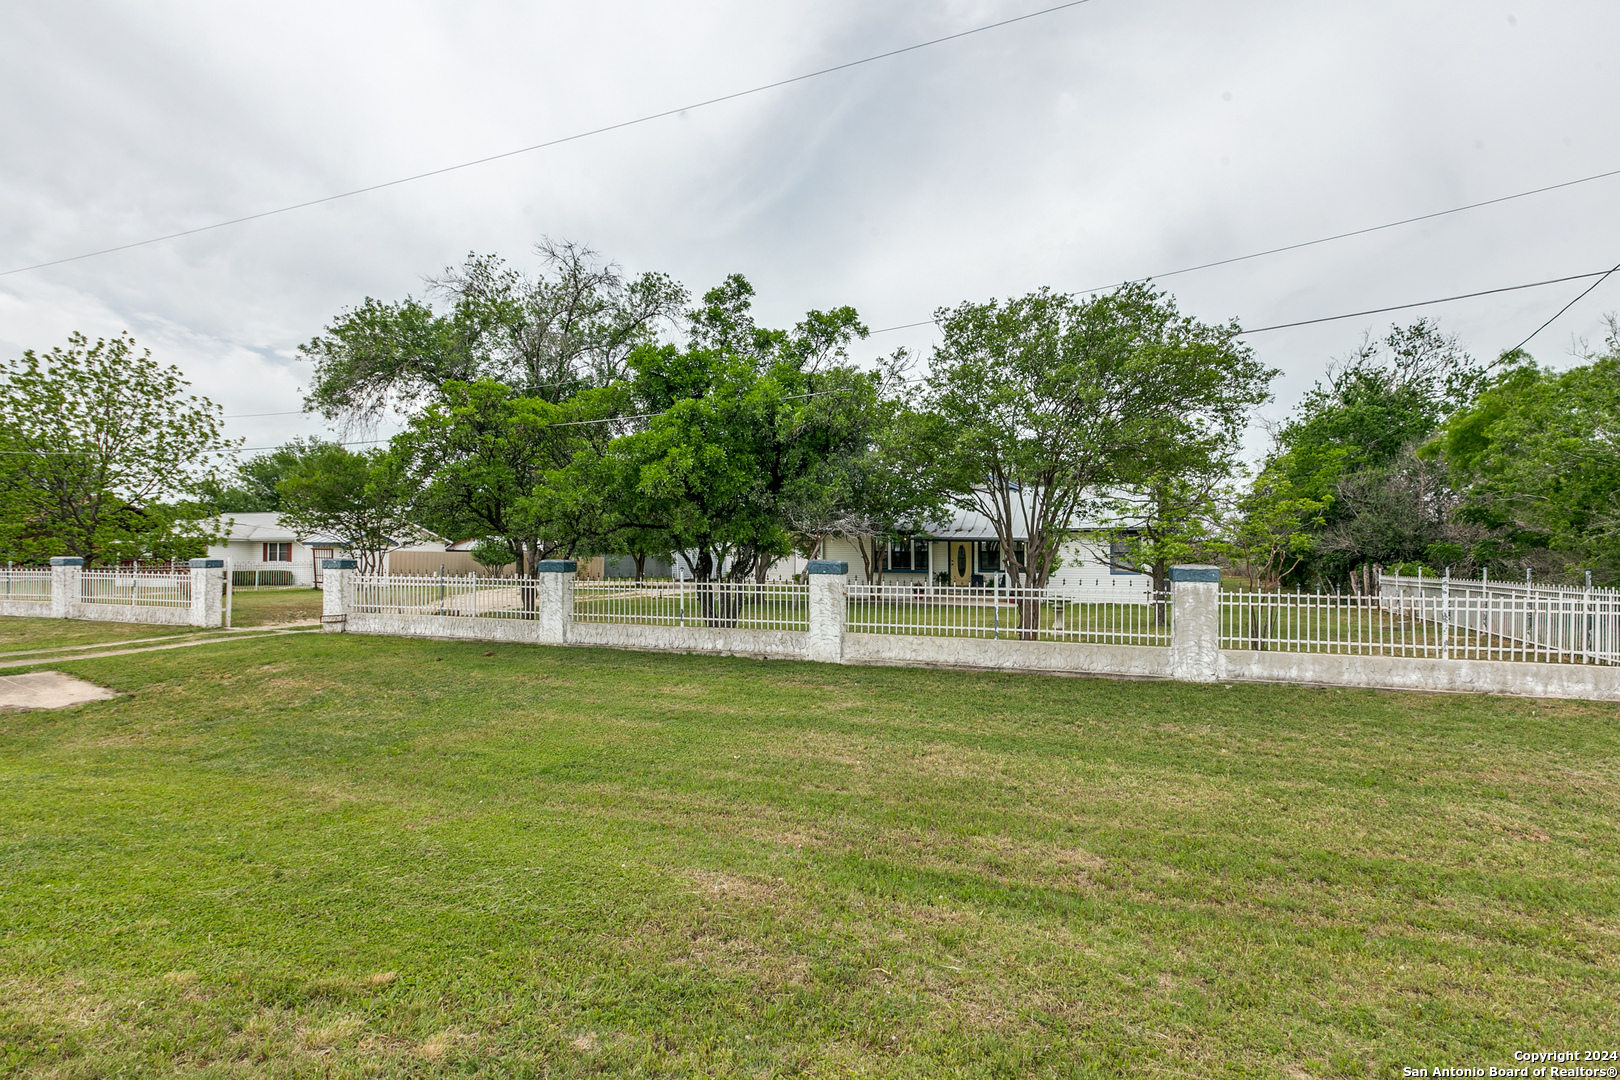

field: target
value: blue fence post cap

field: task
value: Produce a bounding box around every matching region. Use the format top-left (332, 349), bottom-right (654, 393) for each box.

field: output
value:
top-left (48, 556), bottom-right (84, 567)
top-left (1168, 564), bottom-right (1221, 583)
top-left (536, 559), bottom-right (577, 573)
top-left (187, 558), bottom-right (225, 568)
top-left (320, 558), bottom-right (359, 570)
top-left (807, 560), bottom-right (848, 575)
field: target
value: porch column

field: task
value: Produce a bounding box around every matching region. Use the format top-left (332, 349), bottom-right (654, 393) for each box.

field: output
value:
top-left (49, 556), bottom-right (82, 620)
top-left (535, 560), bottom-right (575, 645)
top-left (807, 559), bottom-right (847, 664)
top-left (322, 558), bottom-right (357, 631)
top-left (1169, 564), bottom-right (1221, 682)
top-left (188, 559), bottom-right (225, 627)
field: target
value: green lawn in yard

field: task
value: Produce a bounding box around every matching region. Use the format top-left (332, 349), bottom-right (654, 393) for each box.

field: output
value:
top-left (229, 587), bottom-right (323, 628)
top-left (0, 628), bottom-right (1616, 1077)
top-left (0, 616), bottom-right (207, 654)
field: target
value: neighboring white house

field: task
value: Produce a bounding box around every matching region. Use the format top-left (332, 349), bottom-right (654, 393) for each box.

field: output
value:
top-left (206, 512), bottom-right (447, 587)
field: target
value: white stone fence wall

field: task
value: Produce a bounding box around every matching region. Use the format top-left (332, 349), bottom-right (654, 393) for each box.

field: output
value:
top-left (0, 557), bottom-right (225, 627)
top-left (317, 560), bottom-right (1620, 701)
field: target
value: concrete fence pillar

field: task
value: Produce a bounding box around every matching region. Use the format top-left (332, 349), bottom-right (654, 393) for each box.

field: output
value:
top-left (321, 559), bottom-right (357, 632)
top-left (535, 560), bottom-right (575, 645)
top-left (49, 556), bottom-right (82, 619)
top-left (188, 559), bottom-right (224, 627)
top-left (806, 560), bottom-right (848, 664)
top-left (1169, 564), bottom-right (1221, 683)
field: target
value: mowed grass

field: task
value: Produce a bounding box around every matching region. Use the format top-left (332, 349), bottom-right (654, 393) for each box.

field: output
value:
top-left (0, 617), bottom-right (208, 654)
top-left (0, 631), bottom-right (1616, 1078)
top-left (229, 588), bottom-right (323, 628)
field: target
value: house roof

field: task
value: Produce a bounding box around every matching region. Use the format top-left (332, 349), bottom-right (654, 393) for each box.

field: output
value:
top-left (919, 500), bottom-right (1112, 542)
top-left (216, 512), bottom-right (444, 548)
top-left (218, 512), bottom-right (301, 543)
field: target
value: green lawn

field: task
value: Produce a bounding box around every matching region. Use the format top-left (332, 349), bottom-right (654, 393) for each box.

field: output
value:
top-left (230, 588), bottom-right (323, 628)
top-left (0, 629), bottom-right (1616, 1077)
top-left (0, 616), bottom-right (207, 654)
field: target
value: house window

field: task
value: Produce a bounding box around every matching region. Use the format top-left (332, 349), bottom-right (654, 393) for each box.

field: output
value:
top-left (1109, 541), bottom-right (1134, 575)
top-left (263, 542), bottom-right (292, 562)
top-left (976, 541), bottom-right (1026, 574)
top-left (885, 538), bottom-right (930, 572)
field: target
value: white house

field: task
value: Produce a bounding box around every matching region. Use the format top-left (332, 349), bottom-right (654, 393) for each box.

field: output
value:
top-left (206, 512), bottom-right (447, 587)
top-left (817, 503), bottom-right (1153, 600)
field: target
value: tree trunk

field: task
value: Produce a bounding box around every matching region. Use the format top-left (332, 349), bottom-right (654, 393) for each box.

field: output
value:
top-left (633, 552), bottom-right (646, 583)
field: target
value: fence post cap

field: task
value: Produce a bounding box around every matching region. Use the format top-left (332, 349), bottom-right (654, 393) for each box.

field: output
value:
top-left (1168, 564), bottom-right (1221, 583)
top-left (807, 560), bottom-right (849, 575)
top-left (48, 556), bottom-right (84, 567)
top-left (320, 558), bottom-right (359, 570)
top-left (535, 559), bottom-right (577, 573)
top-left (187, 558), bottom-right (225, 568)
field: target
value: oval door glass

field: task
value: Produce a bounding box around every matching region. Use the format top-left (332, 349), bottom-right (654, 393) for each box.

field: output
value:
top-left (956, 545), bottom-right (967, 576)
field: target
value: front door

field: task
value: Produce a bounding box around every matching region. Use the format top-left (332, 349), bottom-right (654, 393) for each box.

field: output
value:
top-left (950, 542), bottom-right (972, 587)
top-left (312, 547), bottom-right (334, 587)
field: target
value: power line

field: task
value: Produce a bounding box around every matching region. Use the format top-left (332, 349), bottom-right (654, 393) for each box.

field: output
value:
top-left (211, 388), bottom-right (853, 450)
top-left (0, 1), bottom-right (1096, 279)
top-left (1077, 167), bottom-right (1620, 296)
top-left (865, 164), bottom-right (1620, 336)
top-left (1508, 260), bottom-right (1620, 352)
top-left (1234, 269), bottom-right (1615, 335)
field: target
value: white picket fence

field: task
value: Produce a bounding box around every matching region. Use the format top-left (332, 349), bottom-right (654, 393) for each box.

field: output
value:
top-left (845, 583), bottom-right (1171, 646)
top-left (80, 569), bottom-right (192, 608)
top-left (0, 567), bottom-right (51, 603)
top-left (1219, 576), bottom-right (1620, 665)
top-left (352, 574), bottom-right (539, 620)
top-left (1380, 574), bottom-right (1620, 664)
top-left (574, 579), bottom-right (810, 631)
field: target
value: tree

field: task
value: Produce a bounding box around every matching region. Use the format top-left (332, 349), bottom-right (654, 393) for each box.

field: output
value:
top-left (1100, 466), bottom-right (1228, 616)
top-left (1262, 319), bottom-right (1487, 585)
top-left (275, 443), bottom-right (425, 574)
top-left (0, 332), bottom-right (231, 565)
top-left (785, 398), bottom-right (949, 584)
top-left (599, 277), bottom-right (883, 618)
top-left (393, 378), bottom-right (625, 575)
top-left (1216, 468), bottom-right (1327, 589)
top-left (1437, 322), bottom-right (1620, 584)
top-left (199, 437), bottom-right (332, 513)
top-left (301, 241), bottom-right (686, 422)
top-left (924, 283), bottom-right (1272, 618)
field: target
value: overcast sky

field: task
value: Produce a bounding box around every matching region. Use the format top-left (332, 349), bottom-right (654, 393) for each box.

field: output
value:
top-left (3, 0), bottom-right (1617, 460)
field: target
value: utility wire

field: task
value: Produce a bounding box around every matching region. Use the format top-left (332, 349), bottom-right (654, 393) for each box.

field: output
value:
top-left (866, 268), bottom-right (1618, 340)
top-left (1234, 269), bottom-right (1615, 335)
top-left (0, 0), bottom-right (1095, 278)
top-left (1075, 167), bottom-right (1620, 296)
top-left (866, 164), bottom-right (1620, 336)
top-left (1508, 259), bottom-right (1620, 352)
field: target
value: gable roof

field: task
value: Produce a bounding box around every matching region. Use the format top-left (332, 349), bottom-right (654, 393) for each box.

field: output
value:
top-left (215, 512), bottom-right (445, 548)
top-left (919, 498), bottom-right (1114, 542)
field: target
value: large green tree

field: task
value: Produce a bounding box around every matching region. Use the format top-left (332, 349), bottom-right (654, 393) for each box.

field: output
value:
top-left (199, 437), bottom-right (332, 513)
top-left (0, 332), bottom-right (231, 565)
top-left (1259, 320), bottom-right (1486, 586)
top-left (393, 379), bottom-right (626, 573)
top-left (601, 276), bottom-right (885, 594)
top-left (301, 241), bottom-right (686, 421)
top-left (923, 283), bottom-right (1272, 603)
top-left (1437, 325), bottom-right (1620, 584)
top-left (275, 443), bottom-right (426, 575)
